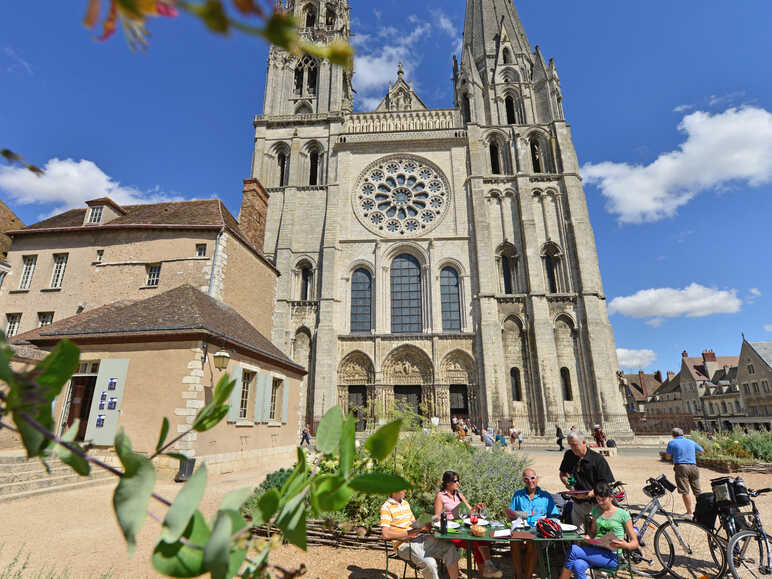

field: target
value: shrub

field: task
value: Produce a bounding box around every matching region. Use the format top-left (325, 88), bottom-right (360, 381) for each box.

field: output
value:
top-left (690, 429), bottom-right (772, 463)
top-left (740, 429), bottom-right (772, 462)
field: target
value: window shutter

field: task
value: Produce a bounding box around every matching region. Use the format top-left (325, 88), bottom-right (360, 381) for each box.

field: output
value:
top-left (227, 365), bottom-right (243, 422)
top-left (281, 379), bottom-right (290, 424)
top-left (263, 376), bottom-right (274, 421)
top-left (254, 373), bottom-right (268, 423)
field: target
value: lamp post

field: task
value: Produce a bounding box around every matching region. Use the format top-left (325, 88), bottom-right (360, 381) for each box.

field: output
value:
top-left (213, 350), bottom-right (230, 371)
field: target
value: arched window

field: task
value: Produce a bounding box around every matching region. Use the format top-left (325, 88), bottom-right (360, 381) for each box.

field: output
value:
top-left (306, 59), bottom-right (318, 94)
top-left (440, 267), bottom-right (461, 332)
top-left (490, 142), bottom-right (501, 174)
top-left (309, 148), bottom-right (320, 185)
top-left (544, 253), bottom-right (558, 293)
top-left (561, 367), bottom-right (573, 401)
top-left (462, 94), bottom-right (471, 123)
top-left (277, 150), bottom-right (289, 186)
top-left (503, 47), bottom-right (513, 65)
top-left (350, 268), bottom-right (373, 333)
top-left (294, 66), bottom-right (303, 94)
top-left (505, 96), bottom-right (516, 124)
top-left (530, 135), bottom-right (553, 173)
top-left (498, 244), bottom-right (517, 294)
top-left (511, 367), bottom-right (522, 401)
top-left (299, 263), bottom-right (313, 300)
top-left (391, 254), bottom-right (422, 333)
top-left (303, 4), bottom-right (316, 27)
top-left (296, 102), bottom-right (312, 115)
top-left (325, 4), bottom-right (335, 28)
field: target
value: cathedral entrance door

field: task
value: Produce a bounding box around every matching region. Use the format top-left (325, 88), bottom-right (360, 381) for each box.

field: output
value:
top-left (394, 385), bottom-right (421, 427)
top-left (348, 385), bottom-right (368, 432)
top-left (449, 384), bottom-right (469, 418)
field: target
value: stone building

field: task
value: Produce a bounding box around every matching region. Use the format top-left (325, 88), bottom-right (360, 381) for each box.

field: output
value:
top-left (618, 370), bottom-right (664, 413)
top-left (736, 339), bottom-right (772, 431)
top-left (678, 349), bottom-right (739, 424)
top-left (254, 0), bottom-right (630, 435)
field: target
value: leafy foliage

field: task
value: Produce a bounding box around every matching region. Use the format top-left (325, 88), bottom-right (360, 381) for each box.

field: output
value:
top-left (691, 429), bottom-right (772, 463)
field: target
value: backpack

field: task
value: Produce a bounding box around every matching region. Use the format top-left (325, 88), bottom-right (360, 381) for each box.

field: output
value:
top-left (694, 492), bottom-right (718, 530)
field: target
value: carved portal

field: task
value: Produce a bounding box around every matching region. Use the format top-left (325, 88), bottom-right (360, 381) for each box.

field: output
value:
top-left (338, 351), bottom-right (375, 385)
top-left (383, 345), bottom-right (433, 385)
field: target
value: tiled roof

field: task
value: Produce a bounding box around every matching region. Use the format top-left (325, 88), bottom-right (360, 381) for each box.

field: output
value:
top-left (0, 200), bottom-right (24, 255)
top-left (13, 285), bottom-right (304, 374)
top-left (749, 341), bottom-right (772, 370)
top-left (683, 356), bottom-right (739, 380)
top-left (622, 372), bottom-right (663, 401)
top-left (652, 372), bottom-right (681, 396)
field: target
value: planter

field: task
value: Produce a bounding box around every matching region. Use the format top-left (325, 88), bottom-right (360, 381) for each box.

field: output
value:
top-left (659, 452), bottom-right (772, 474)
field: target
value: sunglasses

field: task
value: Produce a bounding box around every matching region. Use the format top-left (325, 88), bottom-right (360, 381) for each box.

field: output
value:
top-left (452, 479), bottom-right (460, 483)
top-left (523, 476), bottom-right (537, 481)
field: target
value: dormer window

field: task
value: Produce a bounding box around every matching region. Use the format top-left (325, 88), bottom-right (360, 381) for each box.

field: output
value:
top-left (88, 206), bottom-right (103, 224)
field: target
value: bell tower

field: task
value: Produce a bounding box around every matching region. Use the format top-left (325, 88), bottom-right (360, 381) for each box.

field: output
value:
top-left (262, 0), bottom-right (352, 116)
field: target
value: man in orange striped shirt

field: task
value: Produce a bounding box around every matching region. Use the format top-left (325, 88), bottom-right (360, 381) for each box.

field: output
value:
top-left (380, 489), bottom-right (460, 579)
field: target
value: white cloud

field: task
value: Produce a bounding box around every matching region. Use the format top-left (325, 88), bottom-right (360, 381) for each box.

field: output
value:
top-left (708, 91), bottom-right (746, 107)
top-left (0, 157), bottom-right (186, 217)
top-left (609, 283), bottom-right (742, 322)
top-left (673, 104), bottom-right (694, 113)
top-left (353, 21), bottom-right (431, 108)
top-left (617, 348), bottom-right (657, 370)
top-left (4, 46), bottom-right (33, 76)
top-left (582, 106), bottom-right (772, 223)
top-left (764, 324), bottom-right (772, 332)
top-left (750, 288), bottom-right (762, 297)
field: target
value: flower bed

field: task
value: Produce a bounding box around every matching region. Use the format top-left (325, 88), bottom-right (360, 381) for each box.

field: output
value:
top-left (659, 451), bottom-right (772, 474)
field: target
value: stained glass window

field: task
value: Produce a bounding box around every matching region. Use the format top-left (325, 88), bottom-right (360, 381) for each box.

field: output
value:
top-left (391, 254), bottom-right (421, 333)
top-left (440, 267), bottom-right (461, 332)
top-left (350, 268), bottom-right (372, 333)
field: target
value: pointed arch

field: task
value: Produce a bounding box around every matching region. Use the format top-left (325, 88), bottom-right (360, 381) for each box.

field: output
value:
top-left (324, 2), bottom-right (336, 28)
top-left (295, 102), bottom-right (312, 115)
top-left (304, 140), bottom-right (324, 185)
top-left (541, 242), bottom-right (564, 294)
top-left (502, 47), bottom-right (513, 65)
top-left (292, 326), bottom-right (313, 367)
top-left (294, 256), bottom-right (316, 301)
top-left (390, 253), bottom-right (422, 333)
top-left (485, 132), bottom-right (512, 175)
top-left (271, 142), bottom-right (291, 186)
top-left (383, 345), bottom-right (433, 385)
top-left (302, 3), bottom-right (316, 27)
top-left (350, 267), bottom-right (373, 334)
top-left (440, 266), bottom-right (461, 332)
top-left (338, 351), bottom-right (375, 385)
top-left (528, 132), bottom-right (555, 173)
top-left (496, 242), bottom-right (518, 294)
top-left (504, 90), bottom-right (525, 124)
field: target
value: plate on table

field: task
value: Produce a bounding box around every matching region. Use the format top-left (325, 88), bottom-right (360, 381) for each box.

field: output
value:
top-left (560, 523), bottom-right (578, 532)
top-left (433, 521), bottom-right (460, 529)
top-left (463, 518), bottom-right (489, 526)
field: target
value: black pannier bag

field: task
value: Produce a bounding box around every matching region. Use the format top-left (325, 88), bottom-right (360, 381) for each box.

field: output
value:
top-left (694, 492), bottom-right (718, 530)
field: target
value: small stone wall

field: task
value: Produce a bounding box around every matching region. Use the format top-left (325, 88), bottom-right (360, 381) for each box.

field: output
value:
top-left (659, 452), bottom-right (772, 474)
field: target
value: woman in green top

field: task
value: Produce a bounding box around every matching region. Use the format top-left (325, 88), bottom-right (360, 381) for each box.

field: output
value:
top-left (559, 482), bottom-right (639, 579)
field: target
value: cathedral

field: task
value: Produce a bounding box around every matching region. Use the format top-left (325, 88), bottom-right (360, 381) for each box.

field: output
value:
top-left (250, 0), bottom-right (632, 437)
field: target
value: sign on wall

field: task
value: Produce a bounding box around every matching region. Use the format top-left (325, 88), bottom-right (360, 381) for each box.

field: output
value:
top-left (84, 358), bottom-right (130, 445)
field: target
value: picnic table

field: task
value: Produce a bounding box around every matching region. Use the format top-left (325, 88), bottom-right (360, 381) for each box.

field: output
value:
top-left (434, 523), bottom-right (581, 578)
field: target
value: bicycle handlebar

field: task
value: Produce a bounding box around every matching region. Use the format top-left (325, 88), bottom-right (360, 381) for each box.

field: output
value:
top-left (751, 487), bottom-right (771, 496)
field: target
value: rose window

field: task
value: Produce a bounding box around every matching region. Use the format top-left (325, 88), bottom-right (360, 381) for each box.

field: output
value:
top-left (354, 155), bottom-right (450, 237)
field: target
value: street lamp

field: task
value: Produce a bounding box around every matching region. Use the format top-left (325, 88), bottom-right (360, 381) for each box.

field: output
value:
top-left (213, 350), bottom-right (230, 371)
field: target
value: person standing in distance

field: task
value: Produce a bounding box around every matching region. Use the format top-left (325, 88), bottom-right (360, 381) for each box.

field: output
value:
top-left (556, 424), bottom-right (565, 451)
top-left (665, 427), bottom-right (704, 515)
top-left (559, 430), bottom-right (615, 532)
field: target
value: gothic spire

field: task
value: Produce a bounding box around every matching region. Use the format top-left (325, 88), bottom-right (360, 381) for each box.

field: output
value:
top-left (462, 0), bottom-right (531, 64)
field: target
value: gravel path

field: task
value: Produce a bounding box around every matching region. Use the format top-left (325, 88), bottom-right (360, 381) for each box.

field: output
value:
top-left (1, 448), bottom-right (769, 578)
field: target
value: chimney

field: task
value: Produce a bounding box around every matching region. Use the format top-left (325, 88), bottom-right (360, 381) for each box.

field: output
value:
top-left (681, 350), bottom-right (689, 358)
top-left (702, 349), bottom-right (717, 362)
top-left (638, 370), bottom-right (648, 397)
top-left (238, 178), bottom-right (270, 254)
top-left (667, 371), bottom-right (675, 381)
top-left (654, 370), bottom-right (663, 383)
top-left (702, 349), bottom-right (718, 380)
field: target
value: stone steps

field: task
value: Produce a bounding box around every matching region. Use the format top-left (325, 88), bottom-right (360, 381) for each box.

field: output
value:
top-left (0, 453), bottom-right (115, 502)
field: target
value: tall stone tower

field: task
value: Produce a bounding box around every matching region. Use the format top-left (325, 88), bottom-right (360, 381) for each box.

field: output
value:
top-left (252, 0), bottom-right (632, 438)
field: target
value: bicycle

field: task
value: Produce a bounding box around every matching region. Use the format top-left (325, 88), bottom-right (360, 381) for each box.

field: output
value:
top-left (611, 475), bottom-right (678, 577)
top-left (726, 485), bottom-right (771, 578)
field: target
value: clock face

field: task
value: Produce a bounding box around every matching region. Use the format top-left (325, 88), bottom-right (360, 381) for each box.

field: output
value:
top-left (353, 155), bottom-right (450, 237)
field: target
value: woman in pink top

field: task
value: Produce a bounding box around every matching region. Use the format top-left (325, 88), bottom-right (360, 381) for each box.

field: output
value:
top-left (434, 471), bottom-right (502, 578)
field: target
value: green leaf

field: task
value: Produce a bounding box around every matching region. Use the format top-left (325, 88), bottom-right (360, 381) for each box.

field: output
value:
top-left (250, 488), bottom-right (280, 526)
top-left (339, 414), bottom-right (356, 477)
top-left (203, 510), bottom-right (232, 579)
top-left (223, 509), bottom-right (248, 577)
top-left (260, 12), bottom-right (297, 51)
top-left (219, 487), bottom-right (252, 512)
top-left (192, 405), bottom-right (229, 432)
top-left (315, 406), bottom-right (344, 455)
top-left (365, 419), bottom-right (402, 461)
top-left (54, 419), bottom-right (90, 476)
top-left (310, 474), bottom-right (353, 512)
top-left (274, 493), bottom-right (307, 551)
top-left (156, 417), bottom-right (170, 453)
top-left (348, 473), bottom-right (412, 495)
top-left (188, 0), bottom-right (230, 35)
top-left (31, 339), bottom-right (80, 398)
top-left (113, 429), bottom-right (157, 556)
top-left (279, 447), bottom-right (308, 499)
top-left (163, 452), bottom-right (190, 463)
top-left (212, 373), bottom-right (236, 406)
top-left (0, 340), bottom-right (15, 388)
top-left (161, 464), bottom-right (207, 543)
top-left (152, 510), bottom-right (210, 577)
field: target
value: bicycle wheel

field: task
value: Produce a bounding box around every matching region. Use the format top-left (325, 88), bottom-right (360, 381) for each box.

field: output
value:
top-left (630, 519), bottom-right (672, 577)
top-left (654, 519), bottom-right (726, 579)
top-left (727, 529), bottom-right (772, 579)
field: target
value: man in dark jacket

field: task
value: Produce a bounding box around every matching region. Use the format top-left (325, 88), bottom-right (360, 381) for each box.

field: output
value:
top-left (556, 424), bottom-right (564, 451)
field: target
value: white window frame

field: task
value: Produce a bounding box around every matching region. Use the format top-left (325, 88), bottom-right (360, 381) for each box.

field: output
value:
top-left (38, 312), bottom-right (54, 327)
top-left (88, 206), bottom-right (104, 224)
top-left (146, 264), bottom-right (161, 287)
top-left (49, 254), bottom-right (68, 288)
top-left (19, 255), bottom-right (37, 289)
top-left (239, 370), bottom-right (254, 420)
top-left (196, 244), bottom-right (207, 257)
top-left (5, 313), bottom-right (21, 337)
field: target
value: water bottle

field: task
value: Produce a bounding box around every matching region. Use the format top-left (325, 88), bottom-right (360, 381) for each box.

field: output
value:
top-left (440, 512), bottom-right (448, 534)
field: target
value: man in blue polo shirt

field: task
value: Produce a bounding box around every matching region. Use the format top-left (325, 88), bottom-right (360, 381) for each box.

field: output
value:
top-left (665, 427), bottom-right (704, 515)
top-left (509, 468), bottom-right (559, 579)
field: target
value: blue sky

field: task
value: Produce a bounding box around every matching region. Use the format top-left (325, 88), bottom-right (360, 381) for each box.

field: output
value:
top-left (1, 1), bottom-right (771, 375)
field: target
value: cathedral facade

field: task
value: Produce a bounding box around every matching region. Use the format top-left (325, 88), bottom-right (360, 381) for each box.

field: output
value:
top-left (251, 0), bottom-right (632, 436)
